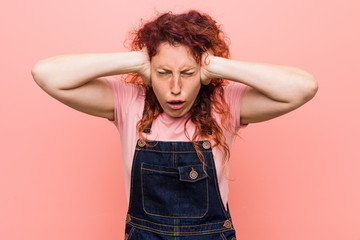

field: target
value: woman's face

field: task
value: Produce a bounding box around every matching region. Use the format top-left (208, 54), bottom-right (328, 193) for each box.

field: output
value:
top-left (150, 42), bottom-right (201, 118)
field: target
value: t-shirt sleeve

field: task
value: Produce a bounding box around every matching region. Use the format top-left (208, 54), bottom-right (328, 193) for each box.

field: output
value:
top-left (104, 74), bottom-right (142, 129)
top-left (224, 82), bottom-right (249, 132)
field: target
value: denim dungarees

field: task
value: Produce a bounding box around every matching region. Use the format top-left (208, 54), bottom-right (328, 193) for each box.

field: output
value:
top-left (124, 108), bottom-right (237, 240)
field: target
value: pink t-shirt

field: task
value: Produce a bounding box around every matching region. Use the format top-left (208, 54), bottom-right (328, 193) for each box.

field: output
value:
top-left (105, 74), bottom-right (248, 211)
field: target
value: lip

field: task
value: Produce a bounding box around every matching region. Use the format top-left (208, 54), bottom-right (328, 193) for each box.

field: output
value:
top-left (167, 100), bottom-right (185, 110)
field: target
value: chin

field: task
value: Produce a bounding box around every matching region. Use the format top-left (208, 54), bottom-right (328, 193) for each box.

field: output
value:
top-left (164, 109), bottom-right (189, 118)
top-left (166, 112), bottom-right (184, 118)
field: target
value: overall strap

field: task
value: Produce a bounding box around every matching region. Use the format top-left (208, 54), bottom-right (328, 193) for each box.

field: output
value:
top-left (141, 104), bottom-right (153, 133)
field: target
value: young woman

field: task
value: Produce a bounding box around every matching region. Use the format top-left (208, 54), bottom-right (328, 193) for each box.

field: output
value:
top-left (31, 10), bottom-right (318, 240)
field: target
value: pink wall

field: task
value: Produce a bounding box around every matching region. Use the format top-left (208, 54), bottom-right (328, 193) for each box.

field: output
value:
top-left (1, 0), bottom-right (359, 239)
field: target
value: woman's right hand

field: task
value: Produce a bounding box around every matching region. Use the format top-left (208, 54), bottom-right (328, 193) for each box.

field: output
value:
top-left (137, 47), bottom-right (151, 85)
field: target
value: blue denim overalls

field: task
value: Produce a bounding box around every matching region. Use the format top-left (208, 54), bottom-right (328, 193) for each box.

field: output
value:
top-left (124, 107), bottom-right (237, 240)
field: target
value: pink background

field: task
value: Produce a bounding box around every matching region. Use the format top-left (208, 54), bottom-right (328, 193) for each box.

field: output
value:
top-left (1, 0), bottom-right (359, 239)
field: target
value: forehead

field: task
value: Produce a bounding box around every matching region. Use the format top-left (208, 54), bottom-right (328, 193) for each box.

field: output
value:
top-left (152, 42), bottom-right (198, 69)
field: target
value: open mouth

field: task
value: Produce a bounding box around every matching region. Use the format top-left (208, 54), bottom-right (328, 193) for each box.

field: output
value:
top-left (168, 100), bottom-right (184, 104)
top-left (167, 100), bottom-right (185, 110)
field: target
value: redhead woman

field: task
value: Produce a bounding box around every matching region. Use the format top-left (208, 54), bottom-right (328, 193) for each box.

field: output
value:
top-left (31, 10), bottom-right (318, 240)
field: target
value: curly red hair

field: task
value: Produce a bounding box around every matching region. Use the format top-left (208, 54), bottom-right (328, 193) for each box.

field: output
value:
top-left (123, 10), bottom-right (240, 180)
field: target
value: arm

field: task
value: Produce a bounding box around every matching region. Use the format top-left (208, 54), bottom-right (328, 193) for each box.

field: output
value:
top-left (31, 49), bottom-right (150, 120)
top-left (201, 54), bottom-right (319, 124)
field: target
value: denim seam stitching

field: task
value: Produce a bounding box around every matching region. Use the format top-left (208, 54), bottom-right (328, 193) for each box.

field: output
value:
top-left (129, 214), bottom-right (229, 227)
top-left (128, 149), bottom-right (139, 212)
top-left (127, 222), bottom-right (229, 236)
top-left (142, 167), bottom-right (178, 174)
top-left (210, 151), bottom-right (228, 218)
top-left (173, 143), bottom-right (176, 167)
top-left (128, 226), bottom-right (135, 240)
top-left (220, 232), bottom-right (226, 240)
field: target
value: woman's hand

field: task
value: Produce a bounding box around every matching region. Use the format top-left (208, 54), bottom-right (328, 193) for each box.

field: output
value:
top-left (137, 47), bottom-right (151, 85)
top-left (200, 50), bottom-right (221, 85)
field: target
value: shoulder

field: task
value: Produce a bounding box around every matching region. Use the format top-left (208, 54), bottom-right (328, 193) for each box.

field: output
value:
top-left (105, 74), bottom-right (144, 95)
top-left (223, 82), bottom-right (248, 97)
top-left (104, 74), bottom-right (145, 127)
top-left (219, 82), bottom-right (249, 130)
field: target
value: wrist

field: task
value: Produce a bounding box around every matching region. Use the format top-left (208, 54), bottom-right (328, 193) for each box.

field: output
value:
top-left (128, 49), bottom-right (150, 84)
top-left (206, 56), bottom-right (228, 79)
top-left (119, 51), bottom-right (148, 74)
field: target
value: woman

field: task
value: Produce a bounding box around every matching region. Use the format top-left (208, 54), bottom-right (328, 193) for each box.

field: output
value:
top-left (31, 10), bottom-right (318, 240)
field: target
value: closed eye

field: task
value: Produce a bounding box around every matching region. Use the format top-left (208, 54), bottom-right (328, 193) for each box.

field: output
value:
top-left (182, 72), bottom-right (194, 76)
top-left (158, 72), bottom-right (169, 75)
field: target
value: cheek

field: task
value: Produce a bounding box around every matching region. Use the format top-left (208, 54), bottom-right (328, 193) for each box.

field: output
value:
top-left (192, 88), bottom-right (201, 101)
top-left (151, 82), bottom-right (166, 102)
top-left (188, 81), bottom-right (201, 99)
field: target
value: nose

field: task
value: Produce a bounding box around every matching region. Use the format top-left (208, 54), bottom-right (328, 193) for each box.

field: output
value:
top-left (170, 75), bottom-right (182, 95)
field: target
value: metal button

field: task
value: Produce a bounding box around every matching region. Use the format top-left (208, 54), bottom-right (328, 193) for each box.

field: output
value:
top-left (189, 169), bottom-right (198, 180)
top-left (202, 140), bottom-right (211, 149)
top-left (223, 219), bottom-right (232, 228)
top-left (138, 139), bottom-right (146, 147)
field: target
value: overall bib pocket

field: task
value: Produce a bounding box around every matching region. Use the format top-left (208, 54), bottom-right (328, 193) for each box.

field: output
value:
top-left (141, 162), bottom-right (209, 217)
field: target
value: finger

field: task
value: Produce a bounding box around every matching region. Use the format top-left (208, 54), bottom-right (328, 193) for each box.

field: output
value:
top-left (205, 53), bottom-right (210, 65)
top-left (202, 52), bottom-right (210, 65)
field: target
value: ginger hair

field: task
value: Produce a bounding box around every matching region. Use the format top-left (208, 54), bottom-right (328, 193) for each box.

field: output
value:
top-left (123, 10), bottom-right (242, 180)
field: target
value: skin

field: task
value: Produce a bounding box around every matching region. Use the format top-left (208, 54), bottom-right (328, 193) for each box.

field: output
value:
top-left (32, 40), bottom-right (317, 125)
top-left (148, 42), bottom-right (203, 118)
top-left (138, 42), bottom-right (318, 124)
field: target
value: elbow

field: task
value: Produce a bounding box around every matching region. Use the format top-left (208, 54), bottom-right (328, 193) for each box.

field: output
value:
top-left (292, 67), bottom-right (319, 100)
top-left (31, 64), bottom-right (39, 81)
top-left (31, 61), bottom-right (43, 82)
top-left (31, 60), bottom-right (49, 86)
top-left (294, 75), bottom-right (319, 106)
top-left (303, 75), bottom-right (319, 102)
top-left (288, 75), bottom-right (319, 108)
top-left (31, 67), bottom-right (39, 84)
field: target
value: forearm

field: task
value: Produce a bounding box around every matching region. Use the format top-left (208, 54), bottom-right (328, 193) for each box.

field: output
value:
top-left (31, 51), bottom-right (145, 90)
top-left (209, 56), bottom-right (317, 103)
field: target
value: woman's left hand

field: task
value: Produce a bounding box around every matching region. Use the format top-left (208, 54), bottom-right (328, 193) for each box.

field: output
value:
top-left (200, 50), bottom-right (221, 85)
